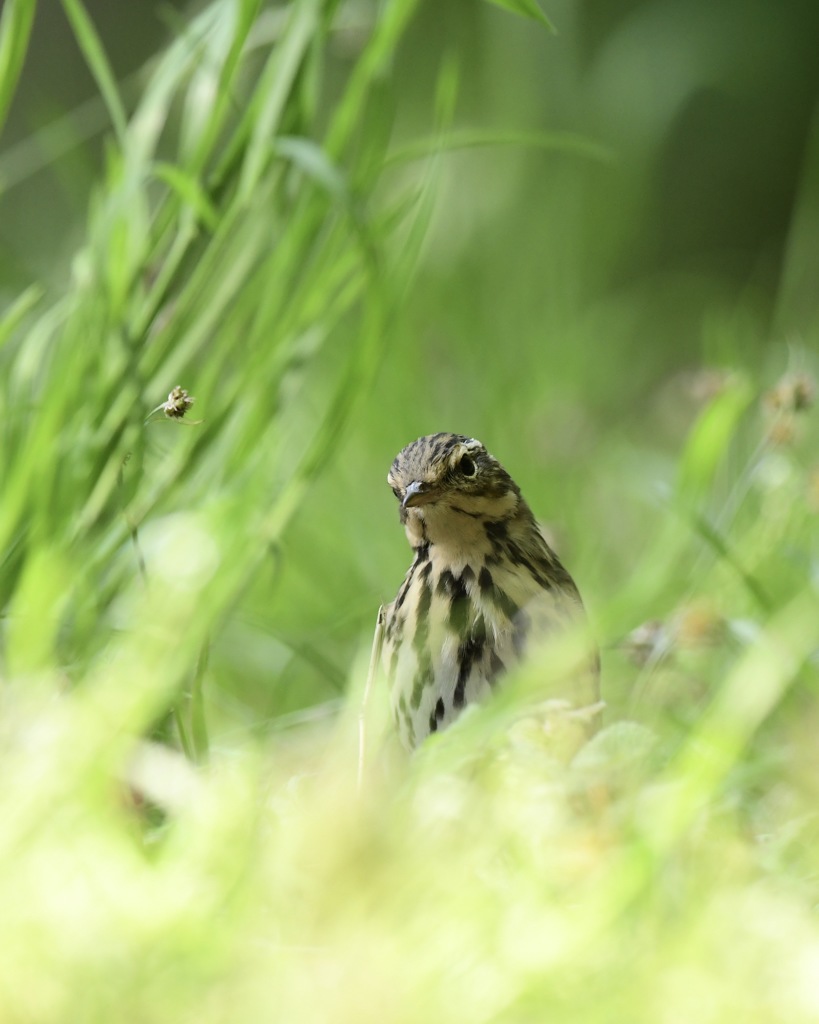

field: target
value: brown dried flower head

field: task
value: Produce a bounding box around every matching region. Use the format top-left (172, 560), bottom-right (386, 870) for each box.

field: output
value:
top-left (763, 371), bottom-right (815, 416)
top-left (163, 386), bottom-right (195, 420)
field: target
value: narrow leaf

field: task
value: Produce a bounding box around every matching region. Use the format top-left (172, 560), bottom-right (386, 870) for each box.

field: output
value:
top-left (0, 283), bottom-right (43, 352)
top-left (60, 0), bottom-right (128, 142)
top-left (483, 0), bottom-right (555, 32)
top-left (386, 128), bottom-right (613, 168)
top-left (676, 375), bottom-right (753, 502)
top-left (0, 0), bottom-right (37, 139)
top-left (153, 162), bottom-right (219, 231)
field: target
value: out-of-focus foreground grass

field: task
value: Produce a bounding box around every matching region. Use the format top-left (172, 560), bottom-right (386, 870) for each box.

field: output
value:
top-left (1, 0), bottom-right (819, 1021)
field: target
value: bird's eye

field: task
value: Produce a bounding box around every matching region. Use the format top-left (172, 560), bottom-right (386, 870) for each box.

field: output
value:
top-left (391, 486), bottom-right (401, 499)
top-left (458, 454), bottom-right (477, 477)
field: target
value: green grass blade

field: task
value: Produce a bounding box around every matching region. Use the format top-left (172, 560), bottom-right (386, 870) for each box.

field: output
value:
top-left (0, 0), bottom-right (37, 140)
top-left (60, 0), bottom-right (128, 143)
top-left (0, 283), bottom-right (43, 351)
top-left (152, 162), bottom-right (220, 231)
top-left (386, 128), bottom-right (614, 167)
top-left (235, 0), bottom-right (321, 202)
top-left (676, 374), bottom-right (754, 503)
top-left (483, 0), bottom-right (555, 31)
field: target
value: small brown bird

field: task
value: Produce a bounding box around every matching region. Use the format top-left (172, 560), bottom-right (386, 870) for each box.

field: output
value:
top-left (381, 433), bottom-right (599, 750)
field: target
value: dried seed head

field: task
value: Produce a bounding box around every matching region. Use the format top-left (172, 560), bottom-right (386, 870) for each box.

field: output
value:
top-left (623, 619), bottom-right (668, 667)
top-left (761, 371), bottom-right (815, 446)
top-left (765, 415), bottom-right (797, 446)
top-left (763, 371), bottom-right (815, 415)
top-left (672, 600), bottom-right (726, 649)
top-left (163, 386), bottom-right (195, 419)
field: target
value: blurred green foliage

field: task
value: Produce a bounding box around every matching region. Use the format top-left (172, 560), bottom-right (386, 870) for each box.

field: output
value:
top-left (0, 0), bottom-right (818, 1021)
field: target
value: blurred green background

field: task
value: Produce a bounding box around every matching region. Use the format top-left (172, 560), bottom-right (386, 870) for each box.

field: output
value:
top-left (1, 0), bottom-right (818, 1021)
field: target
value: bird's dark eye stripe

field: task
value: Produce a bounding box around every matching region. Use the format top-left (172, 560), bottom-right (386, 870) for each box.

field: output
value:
top-left (391, 486), bottom-right (401, 498)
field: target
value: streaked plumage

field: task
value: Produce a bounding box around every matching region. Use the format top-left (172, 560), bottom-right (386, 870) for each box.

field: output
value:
top-left (382, 432), bottom-right (599, 749)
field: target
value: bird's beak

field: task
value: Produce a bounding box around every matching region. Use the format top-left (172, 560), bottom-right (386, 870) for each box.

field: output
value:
top-left (402, 480), bottom-right (439, 509)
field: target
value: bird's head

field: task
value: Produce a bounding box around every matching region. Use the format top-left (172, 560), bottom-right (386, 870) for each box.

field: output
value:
top-left (387, 433), bottom-right (522, 549)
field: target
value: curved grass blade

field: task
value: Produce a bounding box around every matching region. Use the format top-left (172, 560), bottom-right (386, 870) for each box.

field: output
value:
top-left (483, 0), bottom-right (555, 32)
top-left (0, 0), bottom-right (37, 140)
top-left (60, 0), bottom-right (128, 143)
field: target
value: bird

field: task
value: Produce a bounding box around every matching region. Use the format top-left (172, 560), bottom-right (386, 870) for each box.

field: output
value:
top-left (380, 432), bottom-right (599, 750)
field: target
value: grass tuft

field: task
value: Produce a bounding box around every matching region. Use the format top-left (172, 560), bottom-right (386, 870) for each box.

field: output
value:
top-left (0, 1), bottom-right (818, 1021)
